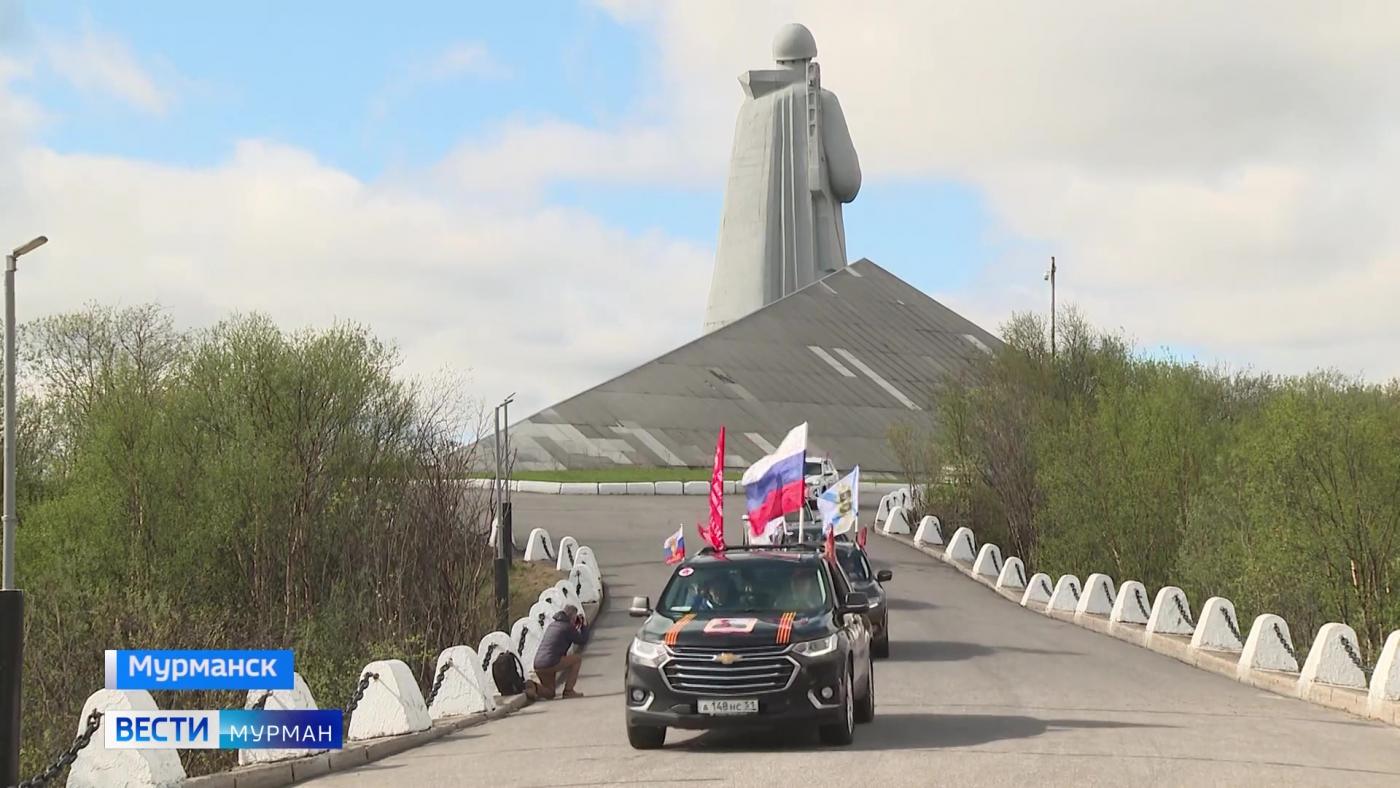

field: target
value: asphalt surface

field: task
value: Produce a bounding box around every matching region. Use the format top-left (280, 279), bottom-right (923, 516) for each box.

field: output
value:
top-left (311, 493), bottom-right (1400, 787)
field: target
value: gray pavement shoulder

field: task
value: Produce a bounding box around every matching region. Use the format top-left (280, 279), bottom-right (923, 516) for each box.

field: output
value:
top-left (181, 694), bottom-right (531, 788)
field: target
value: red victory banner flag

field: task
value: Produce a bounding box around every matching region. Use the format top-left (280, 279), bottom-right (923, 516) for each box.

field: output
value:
top-left (700, 426), bottom-right (727, 551)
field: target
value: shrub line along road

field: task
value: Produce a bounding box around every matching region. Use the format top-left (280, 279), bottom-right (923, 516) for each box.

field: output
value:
top-left (309, 494), bottom-right (1400, 787)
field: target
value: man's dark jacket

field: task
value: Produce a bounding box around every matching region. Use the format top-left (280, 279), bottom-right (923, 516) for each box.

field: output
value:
top-left (535, 610), bottom-right (589, 670)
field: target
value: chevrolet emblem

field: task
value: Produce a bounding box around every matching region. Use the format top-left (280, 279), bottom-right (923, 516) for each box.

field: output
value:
top-left (713, 652), bottom-right (741, 665)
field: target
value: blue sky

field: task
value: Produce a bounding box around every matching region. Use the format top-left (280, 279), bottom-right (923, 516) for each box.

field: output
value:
top-left (2, 2), bottom-right (1394, 411)
top-left (15, 2), bottom-right (644, 174)
top-left (7, 0), bottom-right (1002, 301)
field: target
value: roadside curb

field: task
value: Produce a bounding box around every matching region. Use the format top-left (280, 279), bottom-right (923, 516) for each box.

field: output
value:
top-left (181, 694), bottom-right (531, 788)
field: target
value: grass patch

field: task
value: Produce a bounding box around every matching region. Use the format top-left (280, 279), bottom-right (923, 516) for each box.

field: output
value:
top-left (509, 560), bottom-right (568, 621)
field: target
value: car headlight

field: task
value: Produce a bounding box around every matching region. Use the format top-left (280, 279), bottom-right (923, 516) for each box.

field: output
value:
top-left (629, 638), bottom-right (668, 667)
top-left (791, 633), bottom-right (839, 658)
top-left (867, 597), bottom-right (881, 609)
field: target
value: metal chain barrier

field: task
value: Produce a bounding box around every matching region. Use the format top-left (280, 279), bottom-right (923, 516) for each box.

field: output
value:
top-left (344, 671), bottom-right (379, 719)
top-left (426, 659), bottom-right (453, 707)
top-left (1221, 606), bottom-right (1244, 644)
top-left (16, 709), bottom-right (103, 788)
top-left (250, 691), bottom-right (271, 711)
top-left (1101, 580), bottom-right (1114, 606)
top-left (1271, 622), bottom-right (1299, 665)
top-left (517, 627), bottom-right (529, 654)
top-left (1339, 635), bottom-right (1371, 676)
top-left (1039, 578), bottom-right (1052, 597)
top-left (1172, 595), bottom-right (1195, 627)
top-left (1133, 587), bottom-right (1151, 620)
top-left (1014, 563), bottom-right (1026, 586)
top-left (1069, 581), bottom-right (1080, 601)
top-left (481, 643), bottom-right (499, 673)
top-left (991, 549), bottom-right (1002, 574)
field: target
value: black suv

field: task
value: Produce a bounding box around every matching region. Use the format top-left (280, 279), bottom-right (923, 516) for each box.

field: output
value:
top-left (832, 542), bottom-right (893, 658)
top-left (624, 545), bottom-right (875, 749)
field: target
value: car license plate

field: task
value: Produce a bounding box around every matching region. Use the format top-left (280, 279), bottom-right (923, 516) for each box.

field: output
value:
top-left (698, 698), bottom-right (758, 715)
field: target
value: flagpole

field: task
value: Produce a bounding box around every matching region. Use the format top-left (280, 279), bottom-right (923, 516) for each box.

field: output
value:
top-left (798, 495), bottom-right (805, 543)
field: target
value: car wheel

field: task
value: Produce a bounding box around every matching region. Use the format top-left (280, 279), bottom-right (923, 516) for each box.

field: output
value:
top-left (855, 658), bottom-right (875, 723)
top-left (627, 724), bottom-right (666, 750)
top-left (873, 627), bottom-right (890, 659)
top-left (818, 667), bottom-right (856, 746)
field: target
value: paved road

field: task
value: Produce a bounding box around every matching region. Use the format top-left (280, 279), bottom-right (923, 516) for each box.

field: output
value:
top-left (312, 493), bottom-right (1400, 787)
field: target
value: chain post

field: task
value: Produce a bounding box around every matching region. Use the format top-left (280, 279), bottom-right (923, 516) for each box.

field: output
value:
top-left (1221, 607), bottom-right (1244, 644)
top-left (1133, 588), bottom-right (1150, 620)
top-left (426, 660), bottom-right (452, 707)
top-left (16, 709), bottom-right (102, 788)
top-left (1271, 623), bottom-right (1299, 667)
top-left (344, 671), bottom-right (379, 720)
top-left (1172, 596), bottom-right (1195, 628)
top-left (1339, 635), bottom-right (1371, 676)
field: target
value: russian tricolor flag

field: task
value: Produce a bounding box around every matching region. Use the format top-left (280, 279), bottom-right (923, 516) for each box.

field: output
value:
top-left (741, 423), bottom-right (807, 537)
top-left (663, 526), bottom-right (686, 564)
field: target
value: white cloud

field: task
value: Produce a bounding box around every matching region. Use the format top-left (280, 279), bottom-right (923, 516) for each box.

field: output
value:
top-left (7, 1), bottom-right (1400, 429)
top-left (535, 1), bottom-right (1400, 380)
top-left (370, 41), bottom-right (509, 121)
top-left (0, 118), bottom-right (711, 418)
top-left (42, 23), bottom-right (173, 114)
top-left (425, 42), bottom-right (508, 81)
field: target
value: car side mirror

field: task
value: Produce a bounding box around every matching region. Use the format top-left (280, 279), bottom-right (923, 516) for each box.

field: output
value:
top-left (876, 569), bottom-right (893, 583)
top-left (629, 596), bottom-right (652, 618)
top-left (842, 592), bottom-right (869, 613)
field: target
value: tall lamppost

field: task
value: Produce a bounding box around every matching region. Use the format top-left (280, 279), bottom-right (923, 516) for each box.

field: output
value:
top-left (492, 393), bottom-right (515, 632)
top-left (2, 234), bottom-right (47, 786)
top-left (1044, 256), bottom-right (1057, 359)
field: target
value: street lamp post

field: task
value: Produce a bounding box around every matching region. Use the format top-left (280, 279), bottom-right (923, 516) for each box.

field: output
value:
top-left (492, 394), bottom-right (515, 633)
top-left (2, 234), bottom-right (47, 786)
top-left (1044, 256), bottom-right (1057, 359)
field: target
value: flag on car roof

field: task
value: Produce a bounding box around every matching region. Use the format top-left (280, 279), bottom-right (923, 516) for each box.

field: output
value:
top-left (816, 466), bottom-right (860, 536)
top-left (663, 526), bottom-right (686, 564)
top-left (741, 423), bottom-right (807, 536)
top-left (699, 426), bottom-right (727, 551)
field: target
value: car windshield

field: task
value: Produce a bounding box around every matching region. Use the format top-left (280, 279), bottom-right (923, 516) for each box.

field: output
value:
top-left (836, 549), bottom-right (871, 581)
top-left (659, 561), bottom-right (830, 615)
top-left (804, 460), bottom-right (822, 476)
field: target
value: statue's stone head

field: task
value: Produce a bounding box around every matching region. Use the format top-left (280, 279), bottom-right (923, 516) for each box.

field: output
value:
top-left (773, 23), bottom-right (817, 65)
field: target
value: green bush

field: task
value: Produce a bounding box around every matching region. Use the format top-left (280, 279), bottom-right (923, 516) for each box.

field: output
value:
top-left (14, 305), bottom-right (493, 778)
top-left (891, 308), bottom-right (1400, 664)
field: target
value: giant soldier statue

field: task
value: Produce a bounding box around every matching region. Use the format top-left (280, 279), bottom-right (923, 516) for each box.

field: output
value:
top-left (702, 23), bottom-right (862, 333)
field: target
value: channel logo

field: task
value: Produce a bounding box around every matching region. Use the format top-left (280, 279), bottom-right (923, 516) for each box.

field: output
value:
top-left (105, 649), bottom-right (295, 691)
top-left (106, 710), bottom-right (342, 750)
